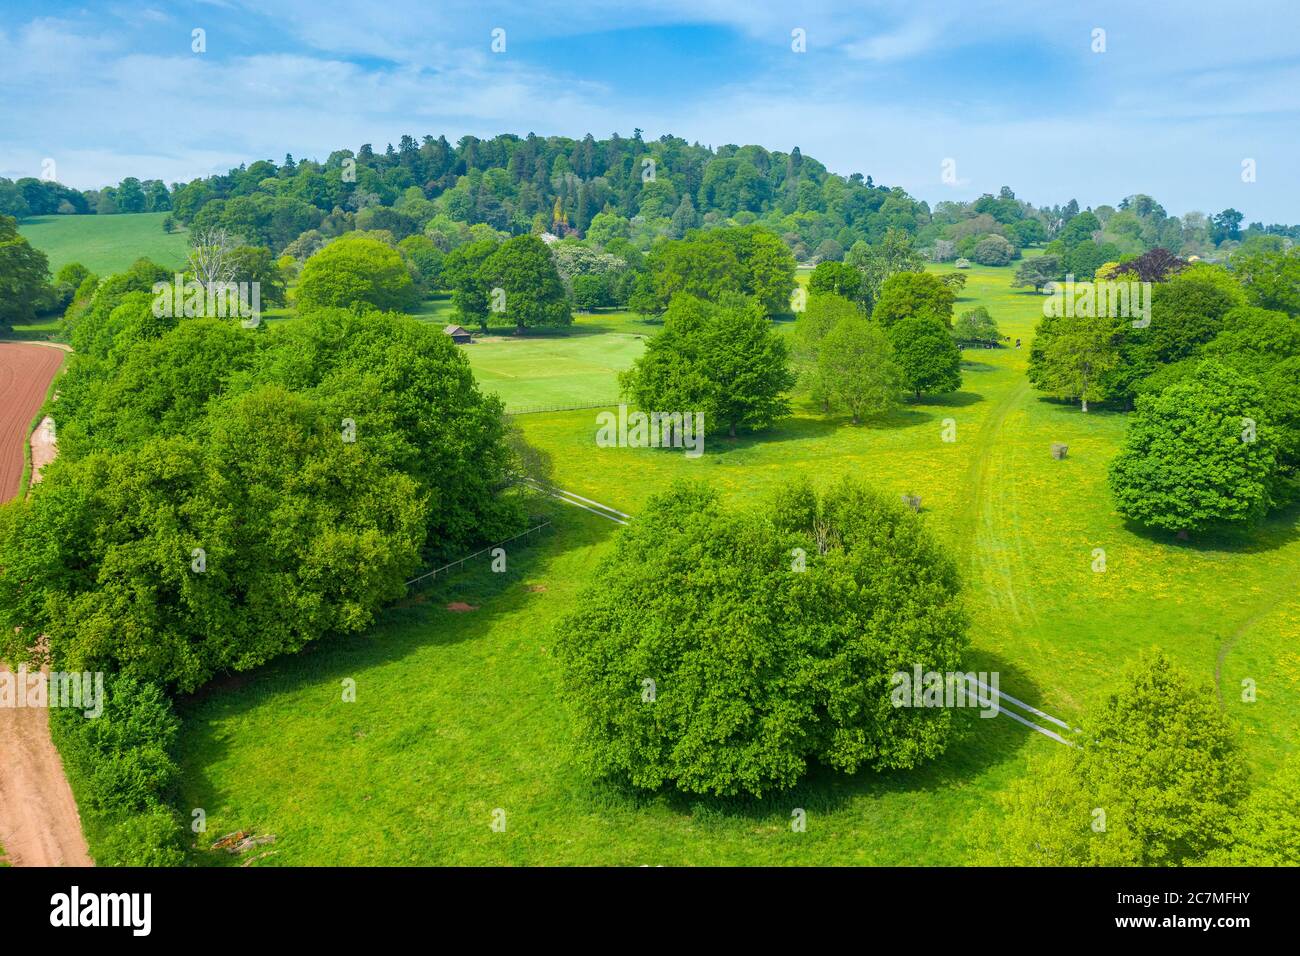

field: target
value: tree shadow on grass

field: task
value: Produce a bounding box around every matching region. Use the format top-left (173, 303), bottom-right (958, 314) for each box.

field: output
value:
top-left (910, 390), bottom-right (985, 409)
top-left (505, 318), bottom-right (661, 339)
top-left (708, 408), bottom-right (939, 454)
top-left (574, 651), bottom-right (1049, 827)
top-left (1117, 501), bottom-right (1300, 555)
top-left (1028, 393), bottom-right (1130, 421)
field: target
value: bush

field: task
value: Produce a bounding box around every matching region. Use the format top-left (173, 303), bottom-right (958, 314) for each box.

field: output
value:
top-left (554, 477), bottom-right (969, 797)
top-left (49, 673), bottom-right (188, 866)
top-left (97, 806), bottom-right (188, 867)
top-left (50, 674), bottom-right (180, 815)
top-left (971, 234), bottom-right (1015, 266)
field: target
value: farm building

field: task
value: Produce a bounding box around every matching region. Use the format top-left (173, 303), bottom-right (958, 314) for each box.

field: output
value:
top-left (443, 324), bottom-right (473, 344)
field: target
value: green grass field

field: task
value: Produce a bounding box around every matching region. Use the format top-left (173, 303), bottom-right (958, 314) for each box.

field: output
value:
top-left (19, 212), bottom-right (189, 275)
top-left (169, 258), bottom-right (1300, 865)
top-left (409, 307), bottom-right (656, 411)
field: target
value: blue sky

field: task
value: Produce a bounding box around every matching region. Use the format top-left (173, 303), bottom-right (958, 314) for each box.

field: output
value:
top-left (2, 0), bottom-right (1298, 221)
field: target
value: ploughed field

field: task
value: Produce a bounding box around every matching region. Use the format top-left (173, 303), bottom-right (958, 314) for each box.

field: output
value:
top-left (0, 343), bottom-right (64, 500)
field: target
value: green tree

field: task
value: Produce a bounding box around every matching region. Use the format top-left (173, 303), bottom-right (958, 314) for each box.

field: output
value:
top-left (0, 213), bottom-right (51, 329)
top-left (1102, 272), bottom-right (1244, 407)
top-left (971, 234), bottom-right (1015, 266)
top-left (849, 227), bottom-right (926, 311)
top-left (978, 652), bottom-right (1244, 865)
top-left (0, 309), bottom-right (521, 688)
top-left (1232, 247), bottom-right (1300, 315)
top-left (441, 237), bottom-right (498, 329)
top-left (1012, 254), bottom-right (1063, 290)
top-left (669, 194), bottom-right (698, 239)
top-left (571, 273), bottom-right (610, 311)
top-left (479, 234), bottom-right (571, 333)
top-left (554, 477), bottom-right (968, 797)
top-left (715, 225), bottom-right (798, 316)
top-left (1109, 361), bottom-right (1276, 535)
top-left (871, 271), bottom-right (956, 328)
top-left (818, 314), bottom-right (902, 422)
top-left (296, 234), bottom-right (417, 313)
top-left (397, 234), bottom-right (444, 292)
top-left (1035, 312), bottom-right (1118, 411)
top-left (700, 295), bottom-right (794, 436)
top-left (890, 316), bottom-right (963, 399)
top-left (227, 245), bottom-right (287, 306)
top-left (641, 226), bottom-right (796, 317)
top-left (808, 260), bottom-right (862, 300)
top-left (953, 306), bottom-right (1000, 346)
top-left (1208, 755), bottom-right (1300, 865)
top-left (585, 211), bottom-right (631, 247)
top-left (621, 294), bottom-right (793, 438)
top-left (794, 292), bottom-right (861, 408)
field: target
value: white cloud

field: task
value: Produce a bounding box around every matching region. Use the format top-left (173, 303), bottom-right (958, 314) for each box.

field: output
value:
top-left (2, 3), bottom-right (1299, 221)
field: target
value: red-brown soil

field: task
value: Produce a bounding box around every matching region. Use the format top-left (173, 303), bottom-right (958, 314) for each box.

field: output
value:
top-left (0, 343), bottom-right (65, 500)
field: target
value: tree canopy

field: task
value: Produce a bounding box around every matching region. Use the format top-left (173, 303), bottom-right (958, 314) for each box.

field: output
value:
top-left (620, 293), bottom-right (793, 438)
top-left (1109, 361), bottom-right (1275, 535)
top-left (871, 271), bottom-right (956, 328)
top-left (554, 477), bottom-right (969, 796)
top-left (296, 234), bottom-right (418, 313)
top-left (0, 303), bottom-right (521, 690)
top-left (981, 652), bottom-right (1244, 866)
top-left (890, 316), bottom-right (963, 399)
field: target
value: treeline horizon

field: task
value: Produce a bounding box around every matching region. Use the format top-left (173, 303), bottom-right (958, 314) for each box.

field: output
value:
top-left (6, 131), bottom-right (1298, 260)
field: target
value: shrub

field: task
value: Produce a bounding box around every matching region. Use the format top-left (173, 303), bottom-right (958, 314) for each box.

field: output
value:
top-left (971, 234), bottom-right (1015, 266)
top-left (97, 806), bottom-right (188, 867)
top-left (49, 674), bottom-right (188, 866)
top-left (49, 674), bottom-right (181, 815)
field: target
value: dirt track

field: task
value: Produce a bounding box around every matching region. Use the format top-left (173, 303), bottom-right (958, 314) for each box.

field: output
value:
top-left (0, 342), bottom-right (66, 499)
top-left (0, 340), bottom-right (91, 867)
top-left (0, 667), bottom-right (93, 866)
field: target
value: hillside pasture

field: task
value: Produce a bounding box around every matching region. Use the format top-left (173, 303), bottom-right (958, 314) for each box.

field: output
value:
top-left (19, 212), bottom-right (189, 275)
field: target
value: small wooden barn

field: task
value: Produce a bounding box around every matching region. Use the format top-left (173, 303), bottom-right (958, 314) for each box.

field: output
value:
top-left (443, 324), bottom-right (473, 344)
